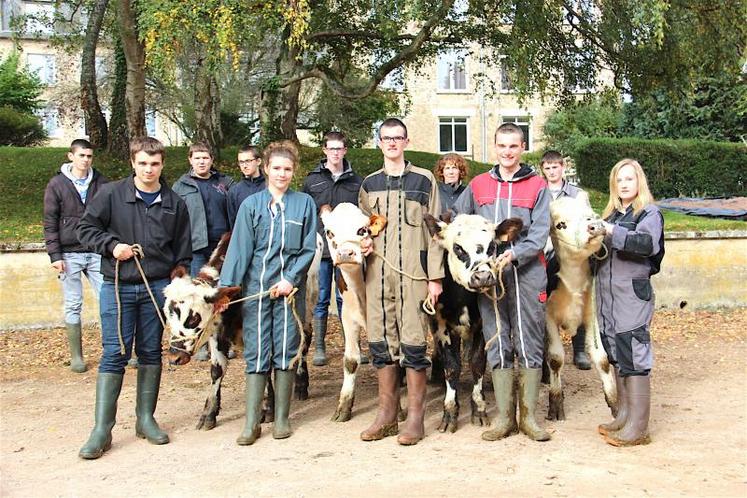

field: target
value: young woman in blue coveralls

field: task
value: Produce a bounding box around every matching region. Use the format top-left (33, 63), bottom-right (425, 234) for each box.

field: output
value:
top-left (219, 141), bottom-right (318, 445)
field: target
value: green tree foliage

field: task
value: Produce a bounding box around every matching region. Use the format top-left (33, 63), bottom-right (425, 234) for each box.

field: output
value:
top-left (0, 107), bottom-right (47, 146)
top-left (0, 52), bottom-right (43, 114)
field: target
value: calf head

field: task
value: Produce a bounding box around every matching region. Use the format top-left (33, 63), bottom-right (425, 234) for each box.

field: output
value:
top-left (425, 212), bottom-right (523, 292)
top-left (321, 202), bottom-right (386, 267)
top-left (550, 194), bottom-right (605, 260)
top-left (162, 265), bottom-right (241, 365)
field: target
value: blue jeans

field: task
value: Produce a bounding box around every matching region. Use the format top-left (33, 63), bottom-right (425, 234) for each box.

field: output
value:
top-left (313, 258), bottom-right (343, 319)
top-left (190, 243), bottom-right (218, 277)
top-left (59, 252), bottom-right (103, 324)
top-left (98, 279), bottom-right (168, 374)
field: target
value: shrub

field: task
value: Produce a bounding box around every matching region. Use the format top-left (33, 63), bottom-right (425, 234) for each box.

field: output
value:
top-left (572, 137), bottom-right (746, 198)
top-left (0, 106), bottom-right (46, 146)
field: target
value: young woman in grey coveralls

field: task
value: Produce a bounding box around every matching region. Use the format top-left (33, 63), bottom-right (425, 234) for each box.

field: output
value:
top-left (595, 158), bottom-right (664, 447)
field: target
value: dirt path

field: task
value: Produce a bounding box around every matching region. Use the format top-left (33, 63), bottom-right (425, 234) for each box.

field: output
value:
top-left (1, 309), bottom-right (746, 497)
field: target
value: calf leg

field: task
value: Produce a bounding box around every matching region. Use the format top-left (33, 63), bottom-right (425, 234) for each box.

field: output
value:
top-left (437, 331), bottom-right (461, 433)
top-left (586, 313), bottom-right (617, 415)
top-left (469, 329), bottom-right (489, 427)
top-left (261, 375), bottom-right (275, 423)
top-left (545, 316), bottom-right (566, 421)
top-left (294, 322), bottom-right (313, 400)
top-left (332, 321), bottom-right (361, 422)
top-left (197, 335), bottom-right (229, 430)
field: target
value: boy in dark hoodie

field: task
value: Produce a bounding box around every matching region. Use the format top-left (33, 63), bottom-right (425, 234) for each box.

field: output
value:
top-left (43, 139), bottom-right (108, 373)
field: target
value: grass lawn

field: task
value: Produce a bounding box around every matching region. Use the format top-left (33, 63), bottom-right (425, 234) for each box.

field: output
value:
top-left (0, 146), bottom-right (743, 244)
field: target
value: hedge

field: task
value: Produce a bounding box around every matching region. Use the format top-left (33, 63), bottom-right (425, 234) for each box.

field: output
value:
top-left (572, 137), bottom-right (746, 198)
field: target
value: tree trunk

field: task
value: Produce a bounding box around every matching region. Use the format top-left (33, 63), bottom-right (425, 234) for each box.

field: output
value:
top-left (118, 0), bottom-right (146, 139)
top-left (107, 37), bottom-right (129, 161)
top-left (80, 0), bottom-right (109, 149)
top-left (193, 58), bottom-right (224, 157)
top-left (260, 41), bottom-right (301, 145)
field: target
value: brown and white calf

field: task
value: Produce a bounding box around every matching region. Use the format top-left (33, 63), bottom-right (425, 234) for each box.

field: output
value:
top-left (545, 194), bottom-right (617, 420)
top-left (319, 202), bottom-right (386, 422)
top-left (424, 212), bottom-right (523, 433)
top-left (163, 231), bottom-right (322, 430)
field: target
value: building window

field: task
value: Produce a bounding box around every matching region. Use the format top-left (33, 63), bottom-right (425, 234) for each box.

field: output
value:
top-left (146, 109), bottom-right (157, 137)
top-left (37, 105), bottom-right (60, 137)
top-left (439, 117), bottom-right (469, 153)
top-left (437, 49), bottom-right (468, 92)
top-left (500, 59), bottom-right (514, 93)
top-left (23, 1), bottom-right (55, 35)
top-left (26, 53), bottom-right (56, 85)
top-left (500, 115), bottom-right (531, 151)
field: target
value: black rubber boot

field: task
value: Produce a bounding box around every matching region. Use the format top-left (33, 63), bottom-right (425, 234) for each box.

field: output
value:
top-left (598, 368), bottom-right (629, 436)
top-left (572, 327), bottom-right (591, 370)
top-left (312, 317), bottom-right (328, 366)
top-left (79, 373), bottom-right (124, 459)
top-left (517, 368), bottom-right (551, 442)
top-left (481, 368), bottom-right (518, 441)
top-left (604, 375), bottom-right (651, 447)
top-left (65, 322), bottom-right (87, 373)
top-left (361, 364), bottom-right (400, 441)
top-left (135, 364), bottom-right (169, 444)
top-left (272, 369), bottom-right (295, 439)
top-left (237, 373), bottom-right (268, 445)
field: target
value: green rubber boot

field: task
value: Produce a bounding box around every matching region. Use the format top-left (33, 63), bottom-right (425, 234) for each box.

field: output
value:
top-left (237, 373), bottom-right (268, 445)
top-left (312, 317), bottom-right (328, 366)
top-left (272, 369), bottom-right (295, 439)
top-left (79, 373), bottom-right (124, 459)
top-left (135, 364), bottom-right (169, 445)
top-left (65, 322), bottom-right (87, 373)
top-left (517, 367), bottom-right (551, 442)
top-left (481, 367), bottom-right (518, 441)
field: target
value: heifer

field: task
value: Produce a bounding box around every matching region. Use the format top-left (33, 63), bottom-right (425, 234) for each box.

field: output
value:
top-left (319, 202), bottom-right (386, 422)
top-left (163, 231), bottom-right (321, 430)
top-left (424, 212), bottom-right (523, 433)
top-left (545, 194), bottom-right (617, 420)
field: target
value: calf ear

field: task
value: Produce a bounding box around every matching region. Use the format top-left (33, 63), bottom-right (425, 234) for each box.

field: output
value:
top-left (496, 217), bottom-right (523, 242)
top-left (424, 213), bottom-right (446, 238)
top-left (170, 265), bottom-right (189, 280)
top-left (439, 209), bottom-right (455, 224)
top-left (369, 214), bottom-right (387, 237)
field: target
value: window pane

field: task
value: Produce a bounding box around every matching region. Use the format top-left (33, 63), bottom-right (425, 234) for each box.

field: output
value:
top-left (454, 122), bottom-right (468, 152)
top-left (439, 123), bottom-right (453, 152)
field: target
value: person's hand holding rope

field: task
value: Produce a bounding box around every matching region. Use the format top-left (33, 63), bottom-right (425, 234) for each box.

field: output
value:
top-left (113, 243), bottom-right (135, 261)
top-left (270, 279), bottom-right (294, 298)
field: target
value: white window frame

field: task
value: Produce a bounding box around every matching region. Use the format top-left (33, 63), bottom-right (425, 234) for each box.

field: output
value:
top-left (500, 115), bottom-right (532, 151)
top-left (26, 52), bottom-right (56, 85)
top-left (23, 1), bottom-right (55, 35)
top-left (438, 116), bottom-right (470, 154)
top-left (436, 48), bottom-right (469, 93)
top-left (37, 105), bottom-right (60, 137)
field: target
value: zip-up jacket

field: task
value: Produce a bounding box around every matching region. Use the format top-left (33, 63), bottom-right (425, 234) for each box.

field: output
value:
top-left (437, 181), bottom-right (466, 213)
top-left (453, 164), bottom-right (551, 268)
top-left (227, 173), bottom-right (266, 228)
top-left (76, 176), bottom-right (192, 284)
top-left (302, 158), bottom-right (363, 259)
top-left (43, 168), bottom-right (108, 262)
top-left (172, 169), bottom-right (235, 251)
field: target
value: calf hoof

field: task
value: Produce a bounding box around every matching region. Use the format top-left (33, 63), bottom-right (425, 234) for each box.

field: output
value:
top-left (470, 409), bottom-right (490, 427)
top-left (261, 408), bottom-right (274, 424)
top-left (605, 392), bottom-right (619, 417)
top-left (546, 391), bottom-right (566, 421)
top-left (331, 397), bottom-right (354, 422)
top-left (196, 415), bottom-right (216, 431)
top-left (294, 386), bottom-right (309, 401)
top-left (438, 409), bottom-right (459, 433)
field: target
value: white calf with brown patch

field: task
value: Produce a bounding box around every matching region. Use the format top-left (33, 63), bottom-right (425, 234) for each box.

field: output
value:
top-left (319, 202), bottom-right (387, 422)
top-left (163, 232), bottom-right (321, 430)
top-left (424, 212), bottom-right (523, 432)
top-left (545, 194), bottom-right (617, 420)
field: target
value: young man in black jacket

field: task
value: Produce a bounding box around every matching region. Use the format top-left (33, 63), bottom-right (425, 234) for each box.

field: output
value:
top-left (302, 131), bottom-right (363, 366)
top-left (76, 137), bottom-right (192, 460)
top-left (43, 139), bottom-right (108, 373)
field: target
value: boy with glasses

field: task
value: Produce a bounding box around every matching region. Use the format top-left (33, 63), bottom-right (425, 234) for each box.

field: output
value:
top-left (228, 145), bottom-right (266, 228)
top-left (302, 131), bottom-right (363, 366)
top-left (359, 118), bottom-right (444, 446)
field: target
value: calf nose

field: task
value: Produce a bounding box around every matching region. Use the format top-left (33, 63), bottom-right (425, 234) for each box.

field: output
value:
top-left (168, 347), bottom-right (191, 366)
top-left (470, 270), bottom-right (496, 289)
top-left (337, 248), bottom-right (356, 263)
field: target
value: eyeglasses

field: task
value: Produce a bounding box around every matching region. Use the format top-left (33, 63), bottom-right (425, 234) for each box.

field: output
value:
top-left (324, 147), bottom-right (346, 152)
top-left (380, 136), bottom-right (406, 143)
top-left (238, 158), bottom-right (259, 164)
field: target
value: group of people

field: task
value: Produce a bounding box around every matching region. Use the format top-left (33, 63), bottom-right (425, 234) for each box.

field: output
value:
top-left (42, 117), bottom-right (663, 460)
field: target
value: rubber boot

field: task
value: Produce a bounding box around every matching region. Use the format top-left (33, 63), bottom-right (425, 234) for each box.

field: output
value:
top-left (272, 369), bottom-right (295, 439)
top-left (65, 322), bottom-right (87, 373)
top-left (361, 364), bottom-right (400, 441)
top-left (604, 375), bottom-right (651, 447)
top-left (517, 368), bottom-right (551, 441)
top-left (598, 368), bottom-right (629, 436)
top-left (79, 373), bottom-right (124, 459)
top-left (135, 364), bottom-right (169, 444)
top-left (237, 373), bottom-right (268, 445)
top-left (312, 317), bottom-right (328, 366)
top-left (572, 327), bottom-right (591, 370)
top-left (481, 368), bottom-right (518, 441)
top-left (397, 368), bottom-right (427, 446)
